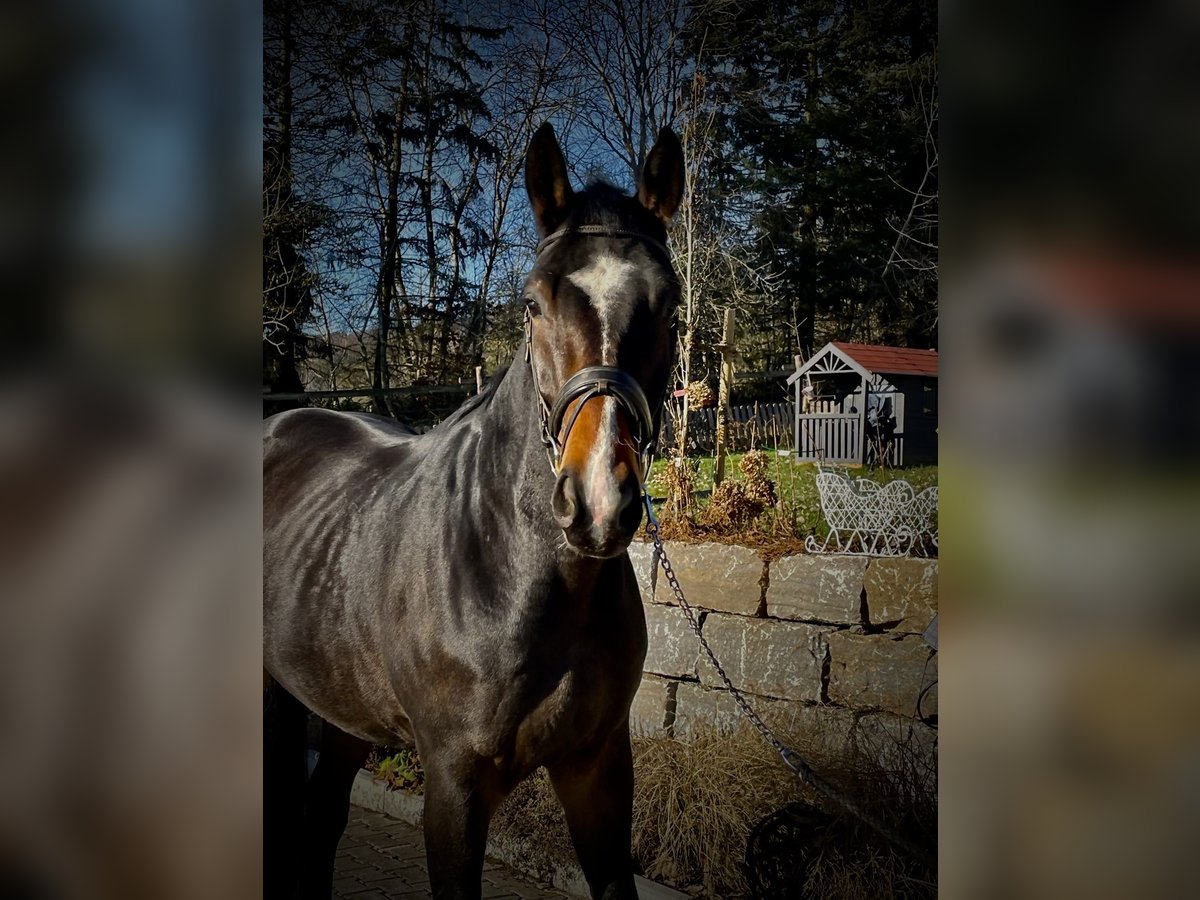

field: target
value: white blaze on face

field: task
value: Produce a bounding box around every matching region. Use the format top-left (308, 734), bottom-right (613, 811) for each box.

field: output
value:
top-left (566, 253), bottom-right (638, 364)
top-left (583, 397), bottom-right (621, 526)
top-left (567, 252), bottom-right (638, 526)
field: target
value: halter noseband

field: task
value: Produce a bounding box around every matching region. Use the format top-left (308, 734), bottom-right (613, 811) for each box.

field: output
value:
top-left (525, 225), bottom-right (670, 478)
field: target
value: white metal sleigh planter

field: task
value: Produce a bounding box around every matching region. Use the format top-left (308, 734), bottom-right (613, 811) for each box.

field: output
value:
top-left (806, 467), bottom-right (938, 556)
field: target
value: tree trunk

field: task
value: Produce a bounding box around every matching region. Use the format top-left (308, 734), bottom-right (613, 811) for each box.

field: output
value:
top-left (263, 0), bottom-right (307, 414)
top-left (714, 307), bottom-right (736, 486)
top-left (372, 97), bottom-right (405, 416)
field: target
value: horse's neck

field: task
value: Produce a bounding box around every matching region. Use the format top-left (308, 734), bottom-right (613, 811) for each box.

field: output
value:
top-left (479, 350), bottom-right (549, 481)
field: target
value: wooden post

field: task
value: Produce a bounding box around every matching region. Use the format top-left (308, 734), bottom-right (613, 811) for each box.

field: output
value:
top-left (714, 307), bottom-right (737, 486)
top-left (475, 366), bottom-right (484, 395)
top-left (676, 328), bottom-right (693, 459)
top-left (793, 354), bottom-right (804, 458)
top-left (857, 374), bottom-right (868, 465)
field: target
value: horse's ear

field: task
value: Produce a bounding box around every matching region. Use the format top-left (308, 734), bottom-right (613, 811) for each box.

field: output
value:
top-left (638, 128), bottom-right (685, 223)
top-left (525, 122), bottom-right (574, 237)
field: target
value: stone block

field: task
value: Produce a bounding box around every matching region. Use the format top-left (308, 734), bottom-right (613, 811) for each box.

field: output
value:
top-left (670, 684), bottom-right (856, 754)
top-left (350, 770), bottom-right (424, 826)
top-left (642, 604), bottom-right (700, 678)
top-left (625, 540), bottom-right (656, 602)
top-left (652, 541), bottom-right (763, 615)
top-left (772, 703), bottom-right (859, 759)
top-left (696, 614), bottom-right (827, 701)
top-left (766, 554), bottom-right (868, 624)
top-left (863, 558), bottom-right (938, 631)
top-left (671, 682), bottom-right (781, 739)
top-left (827, 631), bottom-right (936, 717)
top-left (629, 675), bottom-right (676, 738)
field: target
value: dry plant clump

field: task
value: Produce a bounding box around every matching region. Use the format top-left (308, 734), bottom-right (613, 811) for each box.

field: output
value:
top-left (702, 479), bottom-right (767, 530)
top-left (739, 449), bottom-right (778, 510)
top-left (631, 727), bottom-right (799, 895)
top-left (488, 768), bottom-right (577, 872)
top-left (630, 715), bottom-right (937, 899)
top-left (685, 380), bottom-right (716, 408)
top-left (802, 832), bottom-right (935, 900)
top-left (654, 456), bottom-right (699, 536)
top-left (701, 451), bottom-right (778, 532)
top-left (738, 448), bottom-right (771, 482)
top-left (794, 731), bottom-right (937, 900)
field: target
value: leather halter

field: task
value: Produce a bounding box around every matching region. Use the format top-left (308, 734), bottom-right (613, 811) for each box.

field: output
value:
top-left (524, 226), bottom-right (670, 478)
top-left (535, 224), bottom-right (671, 263)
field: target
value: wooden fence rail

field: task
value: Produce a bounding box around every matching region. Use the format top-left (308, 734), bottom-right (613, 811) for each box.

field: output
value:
top-left (263, 383), bottom-right (474, 402)
top-left (660, 401), bottom-right (794, 455)
top-left (266, 387), bottom-right (797, 459)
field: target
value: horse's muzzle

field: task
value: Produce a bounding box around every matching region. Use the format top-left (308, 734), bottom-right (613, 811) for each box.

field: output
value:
top-left (552, 466), bottom-right (643, 557)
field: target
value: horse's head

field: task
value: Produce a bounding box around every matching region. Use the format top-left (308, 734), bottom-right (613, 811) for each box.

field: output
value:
top-left (523, 122), bottom-right (684, 558)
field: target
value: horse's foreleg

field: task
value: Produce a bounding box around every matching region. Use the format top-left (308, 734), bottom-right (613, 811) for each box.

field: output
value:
top-left (264, 676), bottom-right (307, 900)
top-left (297, 720), bottom-right (369, 900)
top-left (548, 721), bottom-right (638, 900)
top-left (422, 752), bottom-right (502, 900)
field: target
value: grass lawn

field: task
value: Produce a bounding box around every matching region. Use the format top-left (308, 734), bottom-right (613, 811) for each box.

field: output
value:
top-left (646, 450), bottom-right (938, 549)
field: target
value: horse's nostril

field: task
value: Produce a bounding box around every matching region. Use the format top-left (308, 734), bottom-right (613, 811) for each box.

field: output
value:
top-left (552, 472), bottom-right (581, 530)
top-left (617, 481), bottom-right (643, 534)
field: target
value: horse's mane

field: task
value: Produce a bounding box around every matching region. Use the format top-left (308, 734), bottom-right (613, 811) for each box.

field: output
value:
top-left (433, 364), bottom-right (512, 430)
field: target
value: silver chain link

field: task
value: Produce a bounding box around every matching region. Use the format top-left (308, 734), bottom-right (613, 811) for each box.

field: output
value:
top-left (640, 492), bottom-right (931, 863)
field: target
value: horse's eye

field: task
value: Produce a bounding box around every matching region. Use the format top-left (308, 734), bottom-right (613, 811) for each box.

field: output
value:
top-left (653, 290), bottom-right (680, 317)
top-left (524, 295), bottom-right (542, 316)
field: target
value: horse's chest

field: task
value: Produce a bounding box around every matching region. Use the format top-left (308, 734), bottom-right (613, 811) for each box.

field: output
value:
top-left (479, 640), bottom-right (640, 774)
top-left (506, 668), bottom-right (622, 766)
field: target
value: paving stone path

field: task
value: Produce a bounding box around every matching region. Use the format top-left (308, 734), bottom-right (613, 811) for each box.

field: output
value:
top-left (333, 805), bottom-right (572, 899)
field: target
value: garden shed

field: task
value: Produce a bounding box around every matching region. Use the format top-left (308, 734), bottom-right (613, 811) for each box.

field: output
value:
top-left (787, 342), bottom-right (938, 466)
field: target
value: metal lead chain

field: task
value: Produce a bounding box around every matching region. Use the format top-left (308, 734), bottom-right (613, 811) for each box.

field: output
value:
top-left (640, 492), bottom-right (931, 865)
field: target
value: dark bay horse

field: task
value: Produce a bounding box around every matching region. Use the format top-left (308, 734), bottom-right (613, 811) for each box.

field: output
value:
top-left (264, 123), bottom-right (684, 900)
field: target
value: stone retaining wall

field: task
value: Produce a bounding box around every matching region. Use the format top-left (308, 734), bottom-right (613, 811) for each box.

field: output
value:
top-left (626, 541), bottom-right (938, 763)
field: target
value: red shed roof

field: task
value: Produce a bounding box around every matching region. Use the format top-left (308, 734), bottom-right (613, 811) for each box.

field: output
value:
top-left (832, 342), bottom-right (938, 377)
